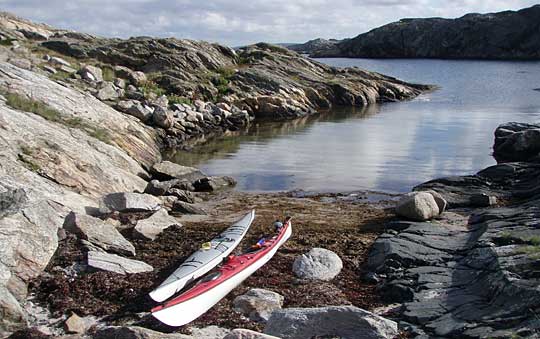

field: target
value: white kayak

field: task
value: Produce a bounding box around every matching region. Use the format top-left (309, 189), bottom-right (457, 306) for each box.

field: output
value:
top-left (151, 217), bottom-right (292, 327)
top-left (149, 210), bottom-right (255, 302)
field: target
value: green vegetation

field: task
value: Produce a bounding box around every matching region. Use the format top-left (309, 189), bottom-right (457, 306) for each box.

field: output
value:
top-left (2, 91), bottom-right (112, 144)
top-left (0, 38), bottom-right (16, 46)
top-left (516, 245), bottom-right (540, 259)
top-left (49, 70), bottom-right (71, 81)
top-left (527, 236), bottom-right (540, 246)
top-left (168, 94), bottom-right (192, 105)
top-left (140, 80), bottom-right (166, 98)
top-left (18, 154), bottom-right (41, 172)
top-left (102, 66), bottom-right (115, 82)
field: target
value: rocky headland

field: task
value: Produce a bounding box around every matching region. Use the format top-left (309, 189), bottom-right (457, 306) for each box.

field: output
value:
top-left (289, 5), bottom-right (540, 60)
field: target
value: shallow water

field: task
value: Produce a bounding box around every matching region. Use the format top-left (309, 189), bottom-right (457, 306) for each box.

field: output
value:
top-left (168, 59), bottom-right (540, 193)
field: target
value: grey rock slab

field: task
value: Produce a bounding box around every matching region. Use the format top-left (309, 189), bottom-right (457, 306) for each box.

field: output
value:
top-left (87, 251), bottom-right (153, 275)
top-left (264, 306), bottom-right (398, 339)
top-left (150, 161), bottom-right (205, 181)
top-left (224, 329), bottom-right (280, 339)
top-left (233, 288), bottom-right (284, 322)
top-left (100, 192), bottom-right (161, 213)
top-left (93, 325), bottom-right (194, 339)
top-left (64, 212), bottom-right (135, 256)
top-left (292, 248), bottom-right (343, 281)
top-left (133, 209), bottom-right (181, 240)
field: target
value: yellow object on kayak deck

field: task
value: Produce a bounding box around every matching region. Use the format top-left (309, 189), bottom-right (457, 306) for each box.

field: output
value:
top-left (201, 242), bottom-right (212, 250)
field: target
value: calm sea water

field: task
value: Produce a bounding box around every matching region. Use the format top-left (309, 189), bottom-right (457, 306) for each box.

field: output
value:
top-left (168, 59), bottom-right (540, 193)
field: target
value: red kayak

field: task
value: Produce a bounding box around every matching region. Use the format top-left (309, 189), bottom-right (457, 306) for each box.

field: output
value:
top-left (152, 217), bottom-right (292, 326)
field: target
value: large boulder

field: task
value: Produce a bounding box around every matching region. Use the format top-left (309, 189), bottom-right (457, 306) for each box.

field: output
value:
top-left (78, 65), bottom-right (103, 82)
top-left (96, 82), bottom-right (119, 101)
top-left (493, 122), bottom-right (540, 163)
top-left (87, 251), bottom-right (153, 275)
top-left (292, 248), bottom-right (343, 281)
top-left (264, 306), bottom-right (398, 339)
top-left (133, 209), bottom-right (181, 240)
top-left (64, 212), bottom-right (136, 255)
top-left (233, 288), bottom-right (284, 322)
top-left (224, 329), bottom-right (280, 339)
top-left (150, 161), bottom-right (204, 182)
top-left (152, 106), bottom-right (174, 129)
top-left (395, 191), bottom-right (441, 221)
top-left (100, 192), bottom-right (161, 213)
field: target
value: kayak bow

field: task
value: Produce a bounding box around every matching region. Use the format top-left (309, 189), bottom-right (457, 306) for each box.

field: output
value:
top-left (149, 210), bottom-right (255, 303)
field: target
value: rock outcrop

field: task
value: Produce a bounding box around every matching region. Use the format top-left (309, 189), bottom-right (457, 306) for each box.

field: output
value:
top-left (493, 122), bottom-right (540, 163)
top-left (301, 5), bottom-right (540, 60)
top-left (264, 306), bottom-right (398, 339)
top-left (367, 123), bottom-right (540, 337)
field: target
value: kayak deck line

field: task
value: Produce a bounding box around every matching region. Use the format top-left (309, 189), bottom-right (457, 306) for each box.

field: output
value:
top-left (149, 210), bottom-right (255, 303)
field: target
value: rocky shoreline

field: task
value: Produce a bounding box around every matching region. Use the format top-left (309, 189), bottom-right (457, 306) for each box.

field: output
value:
top-left (1, 9), bottom-right (539, 339)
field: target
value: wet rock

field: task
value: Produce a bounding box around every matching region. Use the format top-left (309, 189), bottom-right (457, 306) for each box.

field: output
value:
top-left (87, 251), bottom-right (153, 275)
top-left (78, 65), bottom-right (103, 82)
top-left (193, 176), bottom-right (236, 192)
top-left (152, 106), bottom-right (174, 129)
top-left (292, 248), bottom-right (343, 281)
top-left (133, 209), bottom-right (181, 240)
top-left (224, 329), bottom-right (280, 339)
top-left (395, 192), bottom-right (441, 221)
top-left (264, 306), bottom-right (398, 339)
top-left (233, 288), bottom-right (284, 322)
top-left (470, 193), bottom-right (498, 207)
top-left (150, 161), bottom-right (204, 182)
top-left (64, 212), bottom-right (136, 256)
top-left (99, 192), bottom-right (161, 213)
top-left (494, 122), bottom-right (540, 163)
top-left (171, 201), bottom-right (206, 215)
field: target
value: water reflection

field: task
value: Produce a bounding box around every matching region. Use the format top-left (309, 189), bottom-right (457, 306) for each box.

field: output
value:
top-left (167, 59), bottom-right (540, 193)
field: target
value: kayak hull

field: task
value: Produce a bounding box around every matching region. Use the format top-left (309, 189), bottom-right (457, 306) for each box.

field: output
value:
top-left (152, 221), bottom-right (292, 327)
top-left (149, 210), bottom-right (255, 302)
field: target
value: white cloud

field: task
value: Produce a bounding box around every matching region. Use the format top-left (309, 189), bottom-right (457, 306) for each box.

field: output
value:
top-left (0, 0), bottom-right (537, 46)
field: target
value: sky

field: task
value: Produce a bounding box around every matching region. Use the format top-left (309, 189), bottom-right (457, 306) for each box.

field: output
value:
top-left (1, 0), bottom-right (538, 47)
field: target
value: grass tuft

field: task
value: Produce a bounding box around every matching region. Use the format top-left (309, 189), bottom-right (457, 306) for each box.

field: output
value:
top-left (2, 91), bottom-right (112, 144)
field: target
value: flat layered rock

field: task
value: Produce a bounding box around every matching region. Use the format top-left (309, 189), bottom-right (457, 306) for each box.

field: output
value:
top-left (100, 192), bottom-right (161, 213)
top-left (87, 251), bottom-right (153, 275)
top-left (264, 306), bottom-right (398, 339)
top-left (134, 209), bottom-right (181, 240)
top-left (150, 161), bottom-right (205, 182)
top-left (64, 212), bottom-right (135, 255)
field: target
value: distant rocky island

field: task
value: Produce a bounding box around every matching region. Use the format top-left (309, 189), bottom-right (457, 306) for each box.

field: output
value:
top-left (289, 4), bottom-right (540, 59)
